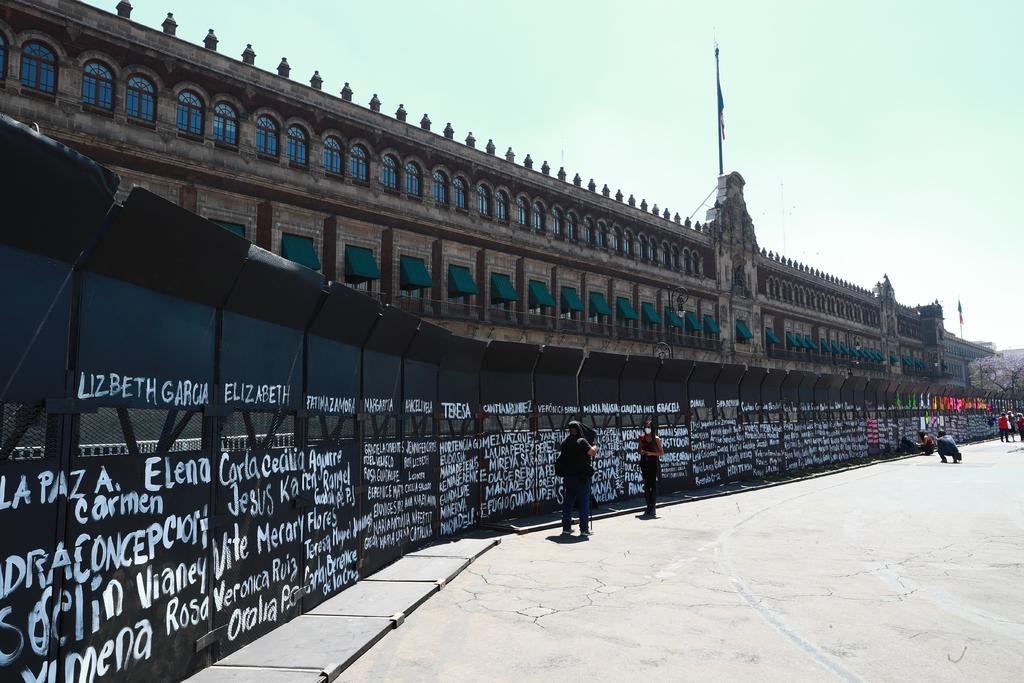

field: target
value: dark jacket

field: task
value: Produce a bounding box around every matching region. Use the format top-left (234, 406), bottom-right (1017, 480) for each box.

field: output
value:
top-left (937, 435), bottom-right (960, 457)
top-left (558, 422), bottom-right (594, 476)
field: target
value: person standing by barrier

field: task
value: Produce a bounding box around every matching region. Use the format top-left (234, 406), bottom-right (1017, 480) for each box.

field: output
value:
top-left (1017, 414), bottom-right (1024, 441)
top-left (936, 430), bottom-right (962, 463)
top-left (556, 421), bottom-right (597, 536)
top-left (638, 418), bottom-right (664, 517)
top-left (998, 412), bottom-right (1011, 442)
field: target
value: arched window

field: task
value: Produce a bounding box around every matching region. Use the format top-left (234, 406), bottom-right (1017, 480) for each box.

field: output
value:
top-left (624, 232), bottom-right (634, 256)
top-left (323, 136), bottom-right (343, 174)
top-left (0, 35), bottom-right (6, 82)
top-left (551, 208), bottom-right (563, 237)
top-left (516, 197), bottom-right (528, 225)
top-left (176, 90), bottom-right (204, 136)
top-left (495, 191), bottom-right (509, 221)
top-left (20, 42), bottom-right (56, 94)
top-left (82, 61), bottom-right (113, 109)
top-left (380, 155), bottom-right (398, 189)
top-left (612, 229), bottom-right (622, 253)
top-left (213, 103), bottom-right (238, 146)
top-left (566, 213), bottom-right (578, 241)
top-left (404, 162), bottom-right (422, 196)
top-left (639, 238), bottom-right (648, 261)
top-left (650, 239), bottom-right (658, 262)
top-left (476, 185), bottom-right (490, 216)
top-left (670, 246), bottom-right (679, 269)
top-left (433, 171), bottom-right (449, 205)
top-left (532, 202), bottom-right (545, 231)
top-left (662, 244), bottom-right (672, 267)
top-left (125, 75), bottom-right (155, 122)
top-left (349, 144), bottom-right (368, 181)
top-left (683, 249), bottom-right (692, 272)
top-left (287, 126), bottom-right (308, 166)
top-left (584, 218), bottom-right (594, 244)
top-left (453, 178), bottom-right (467, 209)
top-left (255, 115), bottom-right (279, 156)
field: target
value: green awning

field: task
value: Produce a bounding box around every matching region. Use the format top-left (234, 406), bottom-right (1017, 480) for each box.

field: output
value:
top-left (448, 264), bottom-right (479, 296)
top-left (528, 280), bottom-right (555, 308)
top-left (616, 296), bottom-right (639, 321)
top-left (889, 353), bottom-right (899, 363)
top-left (786, 332), bottom-right (801, 350)
top-left (837, 342), bottom-right (850, 355)
top-left (916, 359), bottom-right (927, 369)
top-left (665, 308), bottom-right (685, 329)
top-left (765, 328), bottom-right (781, 345)
top-left (735, 319), bottom-right (754, 341)
top-left (490, 273), bottom-right (519, 303)
top-left (283, 234), bottom-right (322, 271)
top-left (870, 350), bottom-right (883, 361)
top-left (561, 286), bottom-right (584, 312)
top-left (343, 244), bottom-right (378, 282)
top-left (851, 348), bottom-right (863, 358)
top-left (703, 315), bottom-right (721, 335)
top-left (819, 339), bottom-right (834, 353)
top-left (902, 356), bottom-right (913, 366)
top-left (399, 255), bottom-right (432, 290)
top-left (804, 335), bottom-right (819, 351)
top-left (212, 220), bottom-right (246, 237)
top-left (641, 302), bottom-right (661, 325)
top-left (589, 292), bottom-right (612, 317)
top-left (684, 311), bottom-right (703, 332)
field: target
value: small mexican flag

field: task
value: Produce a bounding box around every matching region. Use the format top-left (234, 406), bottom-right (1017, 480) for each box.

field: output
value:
top-left (958, 299), bottom-right (964, 326)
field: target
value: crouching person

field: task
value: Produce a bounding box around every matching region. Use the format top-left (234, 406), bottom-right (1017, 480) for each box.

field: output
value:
top-left (557, 420), bottom-right (597, 537)
top-left (936, 430), bottom-right (962, 463)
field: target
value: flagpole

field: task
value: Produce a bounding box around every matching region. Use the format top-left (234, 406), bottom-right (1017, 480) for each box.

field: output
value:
top-left (715, 44), bottom-right (723, 176)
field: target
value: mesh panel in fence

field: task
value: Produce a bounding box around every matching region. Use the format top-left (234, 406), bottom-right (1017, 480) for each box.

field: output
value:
top-left (0, 402), bottom-right (58, 460)
top-left (75, 406), bottom-right (203, 456)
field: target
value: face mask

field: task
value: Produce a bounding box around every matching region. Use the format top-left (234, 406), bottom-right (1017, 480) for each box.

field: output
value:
top-left (645, 428), bottom-right (653, 435)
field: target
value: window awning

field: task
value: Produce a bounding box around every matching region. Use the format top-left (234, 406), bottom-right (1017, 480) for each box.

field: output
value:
top-left (448, 264), bottom-right (479, 296)
top-left (765, 328), bottom-right (781, 345)
top-left (560, 286), bottom-right (584, 312)
top-left (343, 244), bottom-right (378, 282)
top-left (803, 335), bottom-right (819, 351)
top-left (490, 273), bottom-right (519, 303)
top-left (870, 350), bottom-right (884, 361)
top-left (641, 302), bottom-right (661, 325)
top-left (283, 234), bottom-right (322, 271)
top-left (616, 296), bottom-right (638, 321)
top-left (665, 308), bottom-right (685, 329)
top-left (589, 292), bottom-right (612, 317)
top-left (703, 315), bottom-right (721, 335)
top-left (735, 319), bottom-right (754, 341)
top-left (902, 356), bottom-right (913, 366)
top-left (786, 332), bottom-right (801, 349)
top-left (889, 353), bottom-right (899, 364)
top-left (684, 311), bottom-right (703, 332)
top-left (819, 339), bottom-right (834, 353)
top-left (528, 280), bottom-right (555, 308)
top-left (851, 348), bottom-right (863, 358)
top-left (916, 358), bottom-right (927, 369)
top-left (837, 342), bottom-right (850, 354)
top-left (212, 219), bottom-right (246, 237)
top-left (399, 255), bottom-right (432, 290)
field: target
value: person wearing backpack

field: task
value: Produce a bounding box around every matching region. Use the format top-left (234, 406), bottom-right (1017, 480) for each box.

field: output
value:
top-left (556, 421), bottom-right (597, 537)
top-left (638, 418), bottom-right (664, 517)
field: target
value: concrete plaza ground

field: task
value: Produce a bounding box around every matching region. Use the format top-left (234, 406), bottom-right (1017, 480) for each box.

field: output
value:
top-left (343, 440), bottom-right (1024, 682)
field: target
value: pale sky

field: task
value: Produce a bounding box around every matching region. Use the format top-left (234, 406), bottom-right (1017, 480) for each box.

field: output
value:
top-left (85, 0), bottom-right (1024, 348)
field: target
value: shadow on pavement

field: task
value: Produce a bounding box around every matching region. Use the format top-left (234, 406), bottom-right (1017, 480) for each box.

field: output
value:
top-left (545, 534), bottom-right (589, 544)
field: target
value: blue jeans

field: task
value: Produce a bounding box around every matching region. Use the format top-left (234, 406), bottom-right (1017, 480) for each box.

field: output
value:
top-left (562, 475), bottom-right (592, 532)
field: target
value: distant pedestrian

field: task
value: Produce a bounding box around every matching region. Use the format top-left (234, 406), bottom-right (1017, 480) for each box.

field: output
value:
top-left (998, 413), bottom-right (1011, 442)
top-left (638, 418), bottom-right (664, 517)
top-left (1017, 414), bottom-right (1024, 439)
top-left (556, 421), bottom-right (597, 537)
top-left (936, 430), bottom-right (962, 464)
top-left (918, 430), bottom-right (935, 455)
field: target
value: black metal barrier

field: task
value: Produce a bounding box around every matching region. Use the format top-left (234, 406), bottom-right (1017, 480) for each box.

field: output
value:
top-left (0, 116), bottom-right (1013, 683)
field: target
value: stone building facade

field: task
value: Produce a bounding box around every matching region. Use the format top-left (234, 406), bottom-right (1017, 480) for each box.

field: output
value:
top-left (0, 0), bottom-right (975, 383)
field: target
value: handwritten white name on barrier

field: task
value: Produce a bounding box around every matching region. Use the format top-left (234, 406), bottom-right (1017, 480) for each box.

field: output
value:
top-left (77, 372), bottom-right (210, 407)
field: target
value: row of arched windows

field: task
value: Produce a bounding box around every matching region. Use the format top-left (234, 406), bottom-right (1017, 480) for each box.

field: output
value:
top-left (4, 35), bottom-right (704, 274)
top-left (765, 276), bottom-right (876, 325)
